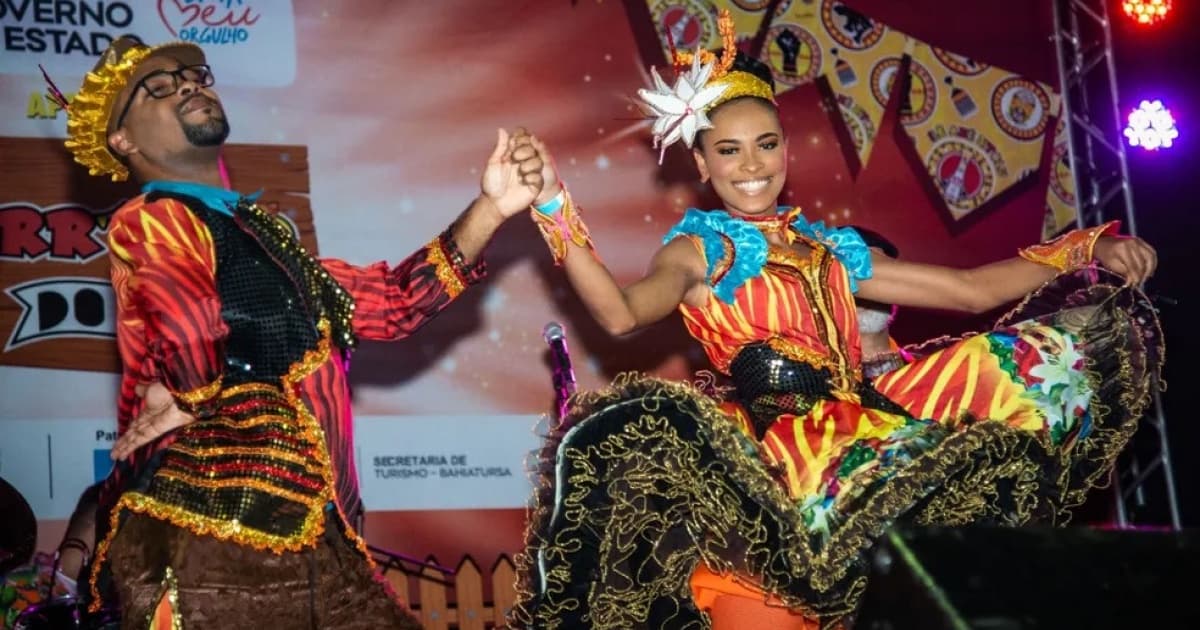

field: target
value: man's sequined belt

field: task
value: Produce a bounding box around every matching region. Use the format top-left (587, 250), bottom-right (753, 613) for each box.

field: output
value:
top-left (129, 382), bottom-right (334, 550)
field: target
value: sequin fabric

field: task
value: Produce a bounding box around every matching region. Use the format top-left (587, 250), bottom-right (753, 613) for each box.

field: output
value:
top-left (141, 383), bottom-right (330, 540)
top-left (1018, 221), bottom-right (1120, 272)
top-left (186, 198), bottom-right (324, 383)
top-left (103, 193), bottom-right (346, 549)
top-left (95, 189), bottom-right (486, 619)
top-left (729, 343), bottom-right (908, 439)
top-left (100, 190), bottom-right (485, 536)
top-left (231, 200), bottom-right (357, 351)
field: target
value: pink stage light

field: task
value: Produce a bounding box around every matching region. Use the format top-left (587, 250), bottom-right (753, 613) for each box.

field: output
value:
top-left (1124, 100), bottom-right (1178, 151)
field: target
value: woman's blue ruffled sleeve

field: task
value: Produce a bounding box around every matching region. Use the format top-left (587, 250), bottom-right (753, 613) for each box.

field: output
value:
top-left (663, 209), bottom-right (768, 304)
top-left (790, 215), bottom-right (873, 292)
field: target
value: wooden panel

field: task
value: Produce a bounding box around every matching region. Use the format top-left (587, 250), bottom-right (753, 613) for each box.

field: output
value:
top-left (418, 556), bottom-right (450, 630)
top-left (383, 567), bottom-right (411, 609)
top-left (490, 555), bottom-right (517, 627)
top-left (455, 556), bottom-right (486, 630)
top-left (0, 137), bottom-right (313, 373)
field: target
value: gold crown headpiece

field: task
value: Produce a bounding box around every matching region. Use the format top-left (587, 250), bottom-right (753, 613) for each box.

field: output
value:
top-left (637, 9), bottom-right (776, 163)
top-left (44, 37), bottom-right (205, 182)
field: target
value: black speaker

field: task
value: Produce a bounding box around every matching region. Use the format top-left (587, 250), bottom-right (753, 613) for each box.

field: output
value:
top-left (854, 525), bottom-right (1200, 629)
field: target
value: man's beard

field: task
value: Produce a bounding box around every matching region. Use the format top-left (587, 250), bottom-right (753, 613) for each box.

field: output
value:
top-left (856, 305), bottom-right (893, 334)
top-left (182, 115), bottom-right (230, 147)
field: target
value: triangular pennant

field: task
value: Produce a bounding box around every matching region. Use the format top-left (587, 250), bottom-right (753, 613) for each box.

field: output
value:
top-left (898, 41), bottom-right (1058, 223)
top-left (1042, 116), bottom-right (1079, 238)
top-left (761, 0), bottom-right (907, 175)
top-left (646, 0), bottom-right (775, 63)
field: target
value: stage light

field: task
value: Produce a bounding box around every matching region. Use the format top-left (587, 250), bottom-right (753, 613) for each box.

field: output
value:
top-left (1123, 100), bottom-right (1178, 150)
top-left (1121, 0), bottom-right (1172, 25)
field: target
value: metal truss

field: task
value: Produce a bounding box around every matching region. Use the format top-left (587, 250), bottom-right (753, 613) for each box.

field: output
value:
top-left (1052, 0), bottom-right (1180, 530)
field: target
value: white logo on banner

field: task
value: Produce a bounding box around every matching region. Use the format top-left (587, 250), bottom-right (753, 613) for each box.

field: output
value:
top-left (356, 415), bottom-right (542, 511)
top-left (5, 277), bottom-right (116, 350)
top-left (0, 0), bottom-right (297, 86)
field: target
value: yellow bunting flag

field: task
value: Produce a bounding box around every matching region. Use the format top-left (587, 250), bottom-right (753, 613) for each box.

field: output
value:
top-left (1042, 117), bottom-right (1080, 238)
top-left (763, 0), bottom-right (909, 173)
top-left (901, 42), bottom-right (1059, 222)
top-left (646, 0), bottom-right (775, 60)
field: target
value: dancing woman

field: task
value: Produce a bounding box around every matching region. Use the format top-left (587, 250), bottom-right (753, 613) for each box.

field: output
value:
top-left (511, 16), bottom-right (1162, 630)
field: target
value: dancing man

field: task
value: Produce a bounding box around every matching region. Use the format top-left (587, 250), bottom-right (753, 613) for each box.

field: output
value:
top-left (51, 36), bottom-right (544, 628)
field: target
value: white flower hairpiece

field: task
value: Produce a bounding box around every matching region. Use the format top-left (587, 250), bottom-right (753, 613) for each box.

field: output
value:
top-left (636, 52), bottom-right (729, 164)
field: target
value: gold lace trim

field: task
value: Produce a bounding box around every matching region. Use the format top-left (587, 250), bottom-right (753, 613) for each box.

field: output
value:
top-left (511, 323), bottom-right (1157, 628)
top-left (148, 565), bottom-right (183, 630)
top-left (90, 319), bottom-right (379, 609)
top-left (426, 235), bottom-right (466, 298)
top-left (175, 376), bottom-right (224, 406)
top-left (1018, 221), bottom-right (1119, 272)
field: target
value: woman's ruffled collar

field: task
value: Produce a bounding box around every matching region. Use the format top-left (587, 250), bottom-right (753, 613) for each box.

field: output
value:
top-left (664, 207), bottom-right (873, 301)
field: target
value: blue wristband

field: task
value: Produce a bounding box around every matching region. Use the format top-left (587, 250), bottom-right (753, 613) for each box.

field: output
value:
top-left (534, 189), bottom-right (566, 215)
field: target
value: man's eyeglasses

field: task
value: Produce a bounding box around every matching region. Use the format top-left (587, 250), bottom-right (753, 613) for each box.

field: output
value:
top-left (113, 65), bottom-right (215, 130)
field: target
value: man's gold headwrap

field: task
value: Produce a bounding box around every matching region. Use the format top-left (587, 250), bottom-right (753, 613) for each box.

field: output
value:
top-left (47, 36), bottom-right (205, 181)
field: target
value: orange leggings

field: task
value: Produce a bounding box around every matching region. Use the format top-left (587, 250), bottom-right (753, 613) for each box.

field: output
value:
top-left (690, 565), bottom-right (824, 630)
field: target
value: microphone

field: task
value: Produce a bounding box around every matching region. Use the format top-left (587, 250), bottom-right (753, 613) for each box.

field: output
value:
top-left (543, 321), bottom-right (577, 426)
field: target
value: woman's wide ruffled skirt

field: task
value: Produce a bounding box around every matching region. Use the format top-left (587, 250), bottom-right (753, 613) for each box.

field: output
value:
top-left (510, 269), bottom-right (1164, 629)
